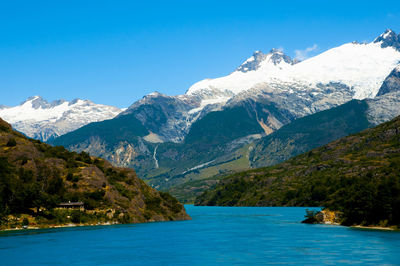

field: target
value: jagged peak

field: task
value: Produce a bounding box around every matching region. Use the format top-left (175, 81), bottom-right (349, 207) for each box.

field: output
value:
top-left (69, 98), bottom-right (83, 105)
top-left (22, 95), bottom-right (42, 103)
top-left (235, 51), bottom-right (267, 73)
top-left (20, 96), bottom-right (75, 109)
top-left (124, 91), bottom-right (169, 112)
top-left (21, 96), bottom-right (50, 109)
top-left (147, 91), bottom-right (165, 97)
top-left (268, 48), bottom-right (296, 66)
top-left (68, 98), bottom-right (95, 106)
top-left (141, 91), bottom-right (169, 100)
top-left (236, 49), bottom-right (295, 73)
top-left (373, 29), bottom-right (400, 50)
top-left (374, 29), bottom-right (396, 41)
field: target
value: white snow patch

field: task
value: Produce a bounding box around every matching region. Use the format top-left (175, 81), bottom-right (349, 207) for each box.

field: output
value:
top-left (188, 96), bottom-right (231, 114)
top-left (182, 160), bottom-right (214, 174)
top-left (143, 132), bottom-right (164, 143)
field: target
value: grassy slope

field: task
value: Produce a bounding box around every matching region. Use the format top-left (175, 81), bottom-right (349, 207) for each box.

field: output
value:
top-left (0, 118), bottom-right (189, 230)
top-left (195, 115), bottom-right (400, 227)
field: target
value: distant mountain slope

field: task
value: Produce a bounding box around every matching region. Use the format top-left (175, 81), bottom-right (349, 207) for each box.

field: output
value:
top-left (164, 99), bottom-right (372, 202)
top-left (250, 99), bottom-right (372, 168)
top-left (195, 115), bottom-right (400, 227)
top-left (0, 96), bottom-right (122, 141)
top-left (0, 118), bottom-right (189, 230)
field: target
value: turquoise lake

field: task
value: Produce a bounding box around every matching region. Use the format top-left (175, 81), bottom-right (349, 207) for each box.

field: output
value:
top-left (1, 205), bottom-right (399, 265)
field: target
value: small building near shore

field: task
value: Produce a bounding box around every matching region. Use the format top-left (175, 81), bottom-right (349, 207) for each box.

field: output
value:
top-left (57, 201), bottom-right (84, 211)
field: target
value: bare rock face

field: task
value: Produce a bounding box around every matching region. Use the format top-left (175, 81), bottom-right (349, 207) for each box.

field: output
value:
top-left (374, 29), bottom-right (400, 50)
top-left (377, 66), bottom-right (400, 96)
top-left (367, 91), bottom-right (400, 126)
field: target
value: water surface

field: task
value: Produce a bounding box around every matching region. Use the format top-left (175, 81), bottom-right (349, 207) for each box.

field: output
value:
top-left (1, 205), bottom-right (399, 265)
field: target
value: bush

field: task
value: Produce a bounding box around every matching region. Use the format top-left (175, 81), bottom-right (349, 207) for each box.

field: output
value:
top-left (77, 151), bottom-right (92, 164)
top-left (6, 138), bottom-right (17, 147)
top-left (160, 192), bottom-right (182, 213)
top-left (71, 212), bottom-right (81, 223)
top-left (66, 173), bottom-right (74, 181)
top-left (22, 217), bottom-right (29, 226)
top-left (301, 209), bottom-right (320, 224)
top-left (145, 196), bottom-right (162, 213)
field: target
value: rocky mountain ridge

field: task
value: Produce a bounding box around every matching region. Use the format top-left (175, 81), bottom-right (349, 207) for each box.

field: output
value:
top-left (0, 96), bottom-right (122, 141)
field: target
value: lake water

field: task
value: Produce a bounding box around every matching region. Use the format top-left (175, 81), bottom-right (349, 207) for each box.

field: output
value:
top-left (1, 205), bottom-right (399, 265)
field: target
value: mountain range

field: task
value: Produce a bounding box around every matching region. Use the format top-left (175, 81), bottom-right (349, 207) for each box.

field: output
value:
top-left (2, 29), bottom-right (400, 201)
top-left (0, 96), bottom-right (122, 141)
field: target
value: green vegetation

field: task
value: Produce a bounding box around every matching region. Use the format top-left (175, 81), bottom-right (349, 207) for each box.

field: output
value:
top-left (195, 115), bottom-right (400, 228)
top-left (6, 138), bottom-right (17, 147)
top-left (0, 118), bottom-right (188, 230)
top-left (167, 99), bottom-right (372, 202)
top-left (51, 112), bottom-right (149, 147)
top-left (251, 99), bottom-right (371, 167)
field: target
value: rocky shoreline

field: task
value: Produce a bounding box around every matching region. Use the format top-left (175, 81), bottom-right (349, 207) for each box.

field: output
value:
top-left (1, 222), bottom-right (119, 232)
top-left (350, 225), bottom-right (398, 231)
top-left (302, 209), bottom-right (398, 231)
top-left (1, 217), bottom-right (190, 233)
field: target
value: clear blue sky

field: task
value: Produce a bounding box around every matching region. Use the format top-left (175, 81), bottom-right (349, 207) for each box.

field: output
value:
top-left (1, 0), bottom-right (400, 108)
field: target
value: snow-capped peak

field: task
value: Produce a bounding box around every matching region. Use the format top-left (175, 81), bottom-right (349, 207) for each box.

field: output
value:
top-left (187, 49), bottom-right (295, 95)
top-left (236, 50), bottom-right (267, 73)
top-left (268, 48), bottom-right (297, 65)
top-left (147, 91), bottom-right (165, 98)
top-left (374, 29), bottom-right (396, 41)
top-left (374, 29), bottom-right (400, 50)
top-left (236, 49), bottom-right (295, 73)
top-left (31, 96), bottom-right (69, 109)
top-left (0, 96), bottom-right (123, 141)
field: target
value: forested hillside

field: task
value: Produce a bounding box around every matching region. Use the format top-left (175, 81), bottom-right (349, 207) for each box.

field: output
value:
top-left (195, 115), bottom-right (400, 227)
top-left (0, 118), bottom-right (189, 230)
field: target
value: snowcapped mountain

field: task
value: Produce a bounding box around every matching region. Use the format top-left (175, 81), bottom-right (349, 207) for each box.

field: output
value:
top-left (187, 49), bottom-right (296, 95)
top-left (0, 96), bottom-right (122, 141)
top-left (187, 29), bottom-right (400, 100)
